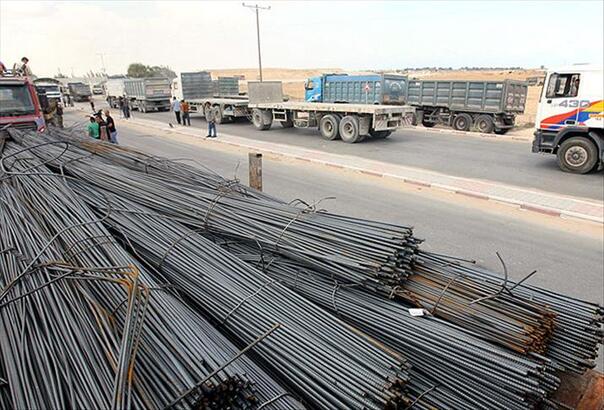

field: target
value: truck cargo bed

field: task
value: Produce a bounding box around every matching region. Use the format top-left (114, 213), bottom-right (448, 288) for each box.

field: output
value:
top-left (250, 101), bottom-right (413, 115)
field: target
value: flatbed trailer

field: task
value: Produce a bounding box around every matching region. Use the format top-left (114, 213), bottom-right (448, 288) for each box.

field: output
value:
top-left (188, 97), bottom-right (250, 123)
top-left (247, 81), bottom-right (413, 143)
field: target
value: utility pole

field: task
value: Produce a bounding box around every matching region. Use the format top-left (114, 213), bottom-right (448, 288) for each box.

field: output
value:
top-left (96, 53), bottom-right (107, 74)
top-left (242, 3), bottom-right (270, 82)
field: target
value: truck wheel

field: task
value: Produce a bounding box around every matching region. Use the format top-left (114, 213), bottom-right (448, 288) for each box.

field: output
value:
top-left (280, 119), bottom-right (294, 128)
top-left (494, 128), bottom-right (509, 135)
top-left (319, 114), bottom-right (340, 140)
top-left (339, 115), bottom-right (360, 143)
top-left (475, 115), bottom-right (495, 133)
top-left (251, 109), bottom-right (271, 130)
top-left (421, 119), bottom-right (436, 128)
top-left (140, 103), bottom-right (147, 113)
top-left (410, 113), bottom-right (418, 126)
top-left (453, 113), bottom-right (472, 131)
top-left (212, 107), bottom-right (223, 124)
top-left (557, 137), bottom-right (598, 174)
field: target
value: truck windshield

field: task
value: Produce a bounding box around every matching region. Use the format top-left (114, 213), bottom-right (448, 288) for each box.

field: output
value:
top-left (36, 85), bottom-right (60, 94)
top-left (0, 84), bottom-right (36, 115)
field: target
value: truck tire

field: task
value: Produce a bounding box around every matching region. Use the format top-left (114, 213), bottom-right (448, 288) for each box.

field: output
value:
top-left (212, 106), bottom-right (224, 124)
top-left (557, 137), bottom-right (599, 174)
top-left (280, 119), bottom-right (294, 128)
top-left (251, 109), bottom-right (271, 130)
top-left (422, 119), bottom-right (436, 128)
top-left (494, 128), bottom-right (509, 135)
top-left (453, 113), bottom-right (472, 131)
top-left (319, 114), bottom-right (340, 140)
top-left (475, 115), bottom-right (495, 133)
top-left (339, 115), bottom-right (360, 143)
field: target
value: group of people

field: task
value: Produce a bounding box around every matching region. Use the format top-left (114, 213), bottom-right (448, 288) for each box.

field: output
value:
top-left (0, 57), bottom-right (33, 77)
top-left (87, 109), bottom-right (119, 144)
top-left (171, 96), bottom-right (217, 138)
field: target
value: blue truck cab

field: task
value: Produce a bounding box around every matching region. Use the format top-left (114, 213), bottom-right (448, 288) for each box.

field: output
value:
top-left (304, 74), bottom-right (407, 105)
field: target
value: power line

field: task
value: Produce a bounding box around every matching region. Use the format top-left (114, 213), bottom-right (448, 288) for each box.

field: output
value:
top-left (242, 3), bottom-right (270, 82)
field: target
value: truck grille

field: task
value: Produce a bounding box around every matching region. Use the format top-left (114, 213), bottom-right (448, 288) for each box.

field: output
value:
top-left (8, 121), bottom-right (38, 131)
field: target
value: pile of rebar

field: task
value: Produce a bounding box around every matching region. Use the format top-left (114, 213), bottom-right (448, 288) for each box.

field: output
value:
top-left (2, 127), bottom-right (603, 410)
top-left (0, 143), bottom-right (303, 409)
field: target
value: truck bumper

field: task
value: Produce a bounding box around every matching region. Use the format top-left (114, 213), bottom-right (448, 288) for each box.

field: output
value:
top-left (532, 129), bottom-right (557, 154)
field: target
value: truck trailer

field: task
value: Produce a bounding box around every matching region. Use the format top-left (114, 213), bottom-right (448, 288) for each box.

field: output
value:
top-left (305, 73), bottom-right (528, 134)
top-left (305, 73), bottom-right (407, 105)
top-left (248, 81), bottom-right (413, 143)
top-left (105, 77), bottom-right (128, 108)
top-left (532, 64), bottom-right (603, 174)
top-left (173, 72), bottom-right (249, 123)
top-left (407, 79), bottom-right (528, 134)
top-left (124, 78), bottom-right (171, 112)
top-left (67, 82), bottom-right (92, 102)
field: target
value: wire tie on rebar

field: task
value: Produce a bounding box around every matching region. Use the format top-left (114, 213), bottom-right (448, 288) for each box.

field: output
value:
top-left (388, 285), bottom-right (401, 299)
top-left (165, 323), bottom-right (281, 408)
top-left (430, 274), bottom-right (463, 315)
top-left (404, 383), bottom-right (440, 410)
top-left (201, 188), bottom-right (233, 231)
top-left (221, 280), bottom-right (276, 326)
top-left (157, 228), bottom-right (206, 270)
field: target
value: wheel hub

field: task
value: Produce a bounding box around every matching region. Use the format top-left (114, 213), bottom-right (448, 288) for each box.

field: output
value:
top-left (565, 146), bottom-right (588, 167)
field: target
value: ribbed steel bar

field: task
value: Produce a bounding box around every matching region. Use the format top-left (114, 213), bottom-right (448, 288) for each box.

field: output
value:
top-left (0, 141), bottom-right (303, 410)
top-left (214, 240), bottom-right (562, 410)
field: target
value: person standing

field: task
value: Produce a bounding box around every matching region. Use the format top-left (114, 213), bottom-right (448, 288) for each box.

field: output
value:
top-left (90, 100), bottom-right (96, 113)
top-left (123, 96), bottom-right (131, 119)
top-left (56, 102), bottom-right (64, 128)
top-left (171, 97), bottom-right (181, 125)
top-left (87, 116), bottom-right (100, 139)
top-left (95, 113), bottom-right (109, 141)
top-left (14, 57), bottom-right (33, 77)
top-left (205, 107), bottom-right (217, 138)
top-left (181, 100), bottom-right (191, 126)
top-left (104, 109), bottom-right (119, 144)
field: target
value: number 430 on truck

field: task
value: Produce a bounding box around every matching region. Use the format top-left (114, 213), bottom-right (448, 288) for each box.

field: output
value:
top-left (532, 64), bottom-right (603, 174)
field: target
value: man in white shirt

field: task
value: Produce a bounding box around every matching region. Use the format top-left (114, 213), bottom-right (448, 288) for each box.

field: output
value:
top-left (171, 97), bottom-right (181, 125)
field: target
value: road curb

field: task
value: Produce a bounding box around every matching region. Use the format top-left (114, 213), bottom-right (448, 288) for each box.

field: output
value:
top-left (116, 117), bottom-right (603, 225)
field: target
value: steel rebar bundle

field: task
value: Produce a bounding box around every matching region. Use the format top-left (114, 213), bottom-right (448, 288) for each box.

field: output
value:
top-left (8, 130), bottom-right (420, 290)
top-left (69, 180), bottom-right (413, 410)
top-left (0, 142), bottom-right (303, 410)
top-left (223, 240), bottom-right (563, 410)
top-left (416, 252), bottom-right (604, 374)
top-left (4, 127), bottom-right (603, 409)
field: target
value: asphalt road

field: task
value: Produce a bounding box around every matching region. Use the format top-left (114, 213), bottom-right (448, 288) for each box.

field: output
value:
top-left (93, 115), bottom-right (602, 308)
top-left (99, 102), bottom-right (603, 201)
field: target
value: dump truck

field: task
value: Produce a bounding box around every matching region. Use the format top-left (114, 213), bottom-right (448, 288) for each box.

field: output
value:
top-left (67, 82), bottom-right (92, 102)
top-left (0, 76), bottom-right (46, 134)
top-left (33, 78), bottom-right (62, 102)
top-left (105, 77), bottom-right (128, 108)
top-left (407, 79), bottom-right (528, 134)
top-left (305, 73), bottom-right (408, 105)
top-left (172, 72), bottom-right (249, 123)
top-left (532, 64), bottom-right (603, 174)
top-left (248, 81), bottom-right (413, 143)
top-left (305, 73), bottom-right (527, 134)
top-left (124, 78), bottom-right (171, 112)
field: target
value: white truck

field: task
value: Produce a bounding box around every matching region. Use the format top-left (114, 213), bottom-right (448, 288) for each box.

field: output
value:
top-left (532, 64), bottom-right (603, 173)
top-left (124, 78), bottom-right (171, 113)
top-left (247, 81), bottom-right (414, 143)
top-left (105, 77), bottom-right (127, 108)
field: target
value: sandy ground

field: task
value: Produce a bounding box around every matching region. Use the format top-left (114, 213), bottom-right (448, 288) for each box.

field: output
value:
top-left (209, 68), bottom-right (544, 128)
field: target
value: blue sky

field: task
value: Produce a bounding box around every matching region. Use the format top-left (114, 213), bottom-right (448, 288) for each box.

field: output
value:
top-left (1, 1), bottom-right (602, 76)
